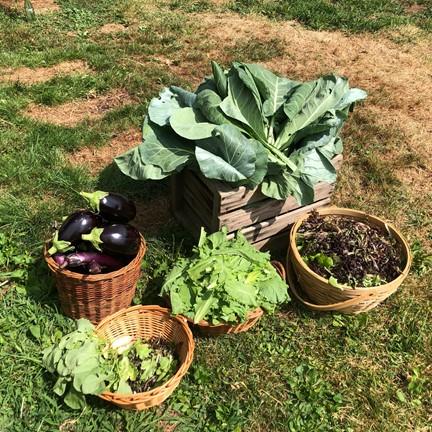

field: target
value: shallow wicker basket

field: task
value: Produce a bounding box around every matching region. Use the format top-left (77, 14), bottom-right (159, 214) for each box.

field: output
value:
top-left (95, 305), bottom-right (194, 410)
top-left (185, 260), bottom-right (286, 336)
top-left (288, 207), bottom-right (411, 314)
top-left (44, 236), bottom-right (146, 323)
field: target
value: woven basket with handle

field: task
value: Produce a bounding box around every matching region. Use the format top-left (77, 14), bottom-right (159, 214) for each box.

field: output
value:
top-left (288, 207), bottom-right (411, 314)
top-left (44, 236), bottom-right (146, 323)
top-left (96, 305), bottom-right (194, 410)
top-left (185, 260), bottom-right (286, 336)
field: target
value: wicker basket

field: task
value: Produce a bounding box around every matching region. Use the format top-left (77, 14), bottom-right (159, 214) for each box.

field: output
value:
top-left (185, 260), bottom-right (286, 336)
top-left (96, 305), bottom-right (194, 410)
top-left (44, 236), bottom-right (146, 323)
top-left (288, 207), bottom-right (411, 314)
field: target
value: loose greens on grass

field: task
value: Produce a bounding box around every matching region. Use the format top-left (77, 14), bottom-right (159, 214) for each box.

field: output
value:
top-left (160, 228), bottom-right (289, 325)
top-left (116, 61), bottom-right (366, 204)
top-left (42, 319), bottom-right (178, 409)
top-left (297, 211), bottom-right (403, 288)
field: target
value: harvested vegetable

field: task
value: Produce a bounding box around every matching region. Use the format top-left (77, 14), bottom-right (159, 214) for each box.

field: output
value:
top-left (161, 227), bottom-right (289, 325)
top-left (48, 211), bottom-right (102, 255)
top-left (116, 61), bottom-right (366, 204)
top-left (297, 211), bottom-right (403, 288)
top-left (60, 252), bottom-right (125, 274)
top-left (82, 224), bottom-right (140, 256)
top-left (42, 319), bottom-right (178, 409)
top-left (80, 191), bottom-right (136, 223)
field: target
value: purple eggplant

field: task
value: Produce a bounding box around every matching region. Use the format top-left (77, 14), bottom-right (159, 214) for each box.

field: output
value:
top-left (64, 251), bottom-right (124, 273)
top-left (48, 211), bottom-right (102, 255)
top-left (80, 191), bottom-right (136, 223)
top-left (81, 224), bottom-right (140, 256)
top-left (52, 254), bottom-right (67, 268)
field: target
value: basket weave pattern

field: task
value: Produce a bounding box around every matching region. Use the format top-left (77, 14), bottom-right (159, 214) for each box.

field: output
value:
top-left (44, 237), bottom-right (146, 323)
top-left (288, 207), bottom-right (411, 314)
top-left (96, 305), bottom-right (194, 410)
top-left (186, 260), bottom-right (286, 336)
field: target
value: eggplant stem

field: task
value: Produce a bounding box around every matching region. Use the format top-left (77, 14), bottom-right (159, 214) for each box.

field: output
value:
top-left (79, 191), bottom-right (108, 213)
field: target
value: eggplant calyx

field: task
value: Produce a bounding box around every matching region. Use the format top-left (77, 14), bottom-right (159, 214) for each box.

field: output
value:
top-left (81, 227), bottom-right (104, 252)
top-left (48, 231), bottom-right (74, 256)
top-left (79, 191), bottom-right (108, 213)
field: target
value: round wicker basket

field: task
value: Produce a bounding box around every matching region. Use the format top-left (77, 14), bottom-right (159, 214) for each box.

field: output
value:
top-left (44, 236), bottom-right (146, 323)
top-left (288, 207), bottom-right (411, 314)
top-left (96, 305), bottom-right (194, 410)
top-left (185, 260), bottom-right (286, 336)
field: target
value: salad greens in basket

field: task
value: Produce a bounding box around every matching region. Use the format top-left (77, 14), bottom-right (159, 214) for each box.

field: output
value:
top-left (160, 228), bottom-right (289, 325)
top-left (116, 61), bottom-right (366, 204)
top-left (42, 319), bottom-right (177, 409)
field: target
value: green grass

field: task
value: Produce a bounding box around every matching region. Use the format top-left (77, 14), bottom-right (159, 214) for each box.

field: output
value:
top-left (228, 0), bottom-right (432, 32)
top-left (0, 0), bottom-right (432, 431)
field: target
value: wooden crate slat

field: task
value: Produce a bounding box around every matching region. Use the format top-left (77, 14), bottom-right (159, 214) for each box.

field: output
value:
top-left (218, 182), bottom-right (334, 232)
top-left (227, 197), bottom-right (331, 244)
top-left (202, 154), bottom-right (343, 213)
top-left (183, 170), bottom-right (214, 207)
top-left (183, 185), bottom-right (213, 226)
top-left (172, 197), bottom-right (210, 238)
top-left (252, 230), bottom-right (290, 252)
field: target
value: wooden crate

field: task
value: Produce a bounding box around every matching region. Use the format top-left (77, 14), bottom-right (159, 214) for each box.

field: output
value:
top-left (171, 155), bottom-right (343, 251)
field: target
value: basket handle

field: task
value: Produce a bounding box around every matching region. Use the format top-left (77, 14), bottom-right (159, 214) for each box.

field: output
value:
top-left (271, 260), bottom-right (286, 281)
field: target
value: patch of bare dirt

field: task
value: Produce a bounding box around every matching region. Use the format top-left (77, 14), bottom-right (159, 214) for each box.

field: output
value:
top-left (0, 60), bottom-right (90, 85)
top-left (405, 3), bottom-right (427, 14)
top-left (70, 128), bottom-right (142, 171)
top-left (97, 23), bottom-right (127, 34)
top-left (25, 89), bottom-right (135, 127)
top-left (0, 0), bottom-right (59, 13)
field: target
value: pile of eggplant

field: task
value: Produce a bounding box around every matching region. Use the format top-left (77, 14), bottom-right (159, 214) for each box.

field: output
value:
top-left (47, 191), bottom-right (141, 275)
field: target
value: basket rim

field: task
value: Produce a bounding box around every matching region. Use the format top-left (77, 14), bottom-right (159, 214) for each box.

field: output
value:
top-left (44, 234), bottom-right (146, 281)
top-left (289, 207), bottom-right (412, 292)
top-left (95, 305), bottom-right (194, 400)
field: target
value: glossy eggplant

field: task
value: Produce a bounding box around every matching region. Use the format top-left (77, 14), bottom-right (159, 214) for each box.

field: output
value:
top-left (65, 252), bottom-right (124, 273)
top-left (80, 191), bottom-right (136, 223)
top-left (48, 211), bottom-right (102, 255)
top-left (81, 224), bottom-right (140, 256)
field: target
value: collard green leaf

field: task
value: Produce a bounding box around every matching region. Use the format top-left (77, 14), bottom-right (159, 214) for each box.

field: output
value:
top-left (193, 89), bottom-right (227, 125)
top-left (140, 119), bottom-right (193, 172)
top-left (115, 147), bottom-right (170, 181)
top-left (219, 69), bottom-right (267, 141)
top-left (81, 373), bottom-right (105, 395)
top-left (148, 87), bottom-right (181, 126)
top-left (211, 61), bottom-right (228, 98)
top-left (233, 63), bottom-right (263, 110)
top-left (170, 107), bottom-right (215, 140)
top-left (195, 124), bottom-right (257, 182)
top-left (298, 148), bottom-right (337, 187)
top-left (170, 85), bottom-right (197, 107)
top-left (245, 63), bottom-right (298, 117)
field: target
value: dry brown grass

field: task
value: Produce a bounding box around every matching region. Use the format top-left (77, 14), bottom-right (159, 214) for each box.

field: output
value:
top-left (96, 23), bottom-right (127, 34)
top-left (0, 60), bottom-right (90, 85)
top-left (69, 127), bottom-right (142, 171)
top-left (25, 89), bottom-right (135, 126)
top-left (0, 0), bottom-right (59, 13)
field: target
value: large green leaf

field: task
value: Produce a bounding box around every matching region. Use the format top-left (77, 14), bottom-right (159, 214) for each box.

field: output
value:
top-left (244, 139), bottom-right (268, 187)
top-left (276, 76), bottom-right (348, 150)
top-left (170, 85), bottom-right (197, 107)
top-left (148, 87), bottom-right (181, 126)
top-left (233, 63), bottom-right (263, 110)
top-left (219, 70), bottom-right (267, 141)
top-left (195, 124), bottom-right (257, 182)
top-left (115, 147), bottom-right (170, 180)
top-left (140, 119), bottom-right (194, 172)
top-left (211, 61), bottom-right (228, 98)
top-left (225, 280), bottom-right (257, 305)
top-left (261, 170), bottom-right (314, 203)
top-left (245, 63), bottom-right (298, 117)
top-left (170, 107), bottom-right (215, 140)
top-left (194, 293), bottom-right (217, 323)
top-left (298, 148), bottom-right (337, 187)
top-left (193, 89), bottom-right (227, 125)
